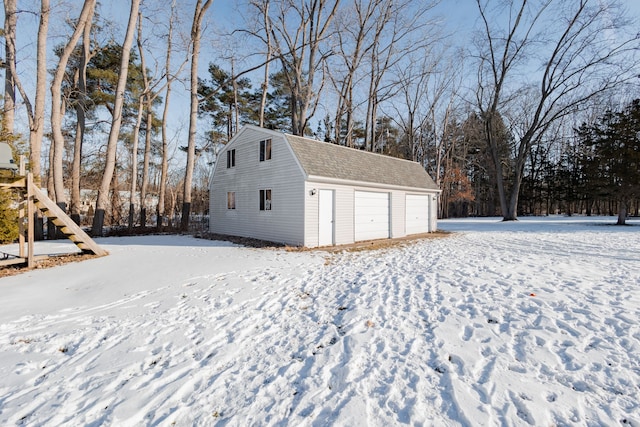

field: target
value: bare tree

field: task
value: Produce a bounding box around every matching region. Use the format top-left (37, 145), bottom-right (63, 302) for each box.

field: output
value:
top-left (92, 0), bottom-right (141, 236)
top-left (269, 0), bottom-right (341, 136)
top-left (3, 0), bottom-right (49, 183)
top-left (389, 46), bottom-right (459, 167)
top-left (257, 0), bottom-right (272, 128)
top-left (2, 0), bottom-right (17, 135)
top-left (128, 5), bottom-right (189, 230)
top-left (475, 0), bottom-right (639, 221)
top-left (128, 94), bottom-right (145, 229)
top-left (50, 0), bottom-right (96, 207)
top-left (138, 11), bottom-right (153, 228)
top-left (70, 1), bottom-right (95, 224)
top-left (363, 0), bottom-right (438, 152)
top-left (158, 0), bottom-right (180, 230)
top-left (329, 0), bottom-right (386, 147)
top-left (181, 0), bottom-right (213, 232)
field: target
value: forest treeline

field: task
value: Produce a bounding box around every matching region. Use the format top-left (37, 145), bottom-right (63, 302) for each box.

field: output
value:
top-left (1, 0), bottom-right (640, 239)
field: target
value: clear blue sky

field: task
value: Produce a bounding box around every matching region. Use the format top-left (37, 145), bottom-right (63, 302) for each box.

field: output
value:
top-left (2, 0), bottom-right (639, 154)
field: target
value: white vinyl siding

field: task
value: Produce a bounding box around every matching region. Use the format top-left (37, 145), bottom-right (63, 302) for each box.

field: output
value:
top-left (390, 191), bottom-right (405, 238)
top-left (354, 191), bottom-right (389, 241)
top-left (428, 195), bottom-right (438, 232)
top-left (334, 188), bottom-right (354, 245)
top-left (212, 126), bottom-right (440, 248)
top-left (405, 194), bottom-right (429, 234)
top-left (210, 129), bottom-right (305, 245)
top-left (303, 183), bottom-right (354, 247)
top-left (303, 181), bottom-right (436, 247)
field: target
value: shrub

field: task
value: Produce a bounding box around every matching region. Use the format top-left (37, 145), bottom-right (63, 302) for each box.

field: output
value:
top-left (0, 190), bottom-right (19, 244)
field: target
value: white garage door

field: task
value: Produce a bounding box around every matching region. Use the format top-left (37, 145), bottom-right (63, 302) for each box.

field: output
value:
top-left (405, 194), bottom-right (429, 235)
top-left (355, 191), bottom-right (389, 241)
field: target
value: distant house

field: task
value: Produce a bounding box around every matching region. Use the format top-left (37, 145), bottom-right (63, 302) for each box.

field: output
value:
top-left (209, 125), bottom-right (440, 247)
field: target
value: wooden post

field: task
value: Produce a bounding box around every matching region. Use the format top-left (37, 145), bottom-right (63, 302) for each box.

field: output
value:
top-left (27, 173), bottom-right (35, 269)
top-left (19, 155), bottom-right (26, 175)
top-left (18, 200), bottom-right (25, 258)
top-left (18, 155), bottom-right (27, 260)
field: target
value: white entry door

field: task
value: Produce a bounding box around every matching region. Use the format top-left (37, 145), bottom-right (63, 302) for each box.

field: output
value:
top-left (405, 194), bottom-right (429, 234)
top-left (318, 189), bottom-right (334, 246)
top-left (354, 191), bottom-right (389, 241)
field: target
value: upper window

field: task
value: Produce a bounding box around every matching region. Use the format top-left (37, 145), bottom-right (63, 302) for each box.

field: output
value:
top-left (259, 189), bottom-right (272, 211)
top-left (226, 149), bottom-right (236, 168)
top-left (227, 192), bottom-right (236, 210)
top-left (259, 139), bottom-right (272, 161)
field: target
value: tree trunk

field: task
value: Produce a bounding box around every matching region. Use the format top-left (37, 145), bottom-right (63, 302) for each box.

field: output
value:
top-left (158, 1), bottom-right (178, 231)
top-left (31, 0), bottom-right (49, 184)
top-left (138, 12), bottom-right (152, 229)
top-left (92, 0), bottom-right (141, 236)
top-left (128, 98), bottom-right (144, 230)
top-left (3, 0), bottom-right (17, 135)
top-left (140, 105), bottom-right (152, 227)
top-left (50, 0), bottom-right (96, 210)
top-left (231, 59), bottom-right (240, 136)
top-left (617, 201), bottom-right (627, 225)
top-left (46, 144), bottom-right (57, 239)
top-left (4, 1), bottom-right (48, 185)
top-left (259, 0), bottom-right (271, 128)
top-left (70, 114), bottom-right (83, 225)
top-left (71, 3), bottom-right (94, 224)
top-left (504, 180), bottom-right (520, 221)
top-left (182, 0), bottom-right (213, 232)
top-left (484, 114), bottom-right (510, 220)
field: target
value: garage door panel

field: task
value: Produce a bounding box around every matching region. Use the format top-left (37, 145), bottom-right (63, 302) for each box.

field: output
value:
top-left (406, 194), bottom-right (429, 235)
top-left (355, 191), bottom-right (389, 241)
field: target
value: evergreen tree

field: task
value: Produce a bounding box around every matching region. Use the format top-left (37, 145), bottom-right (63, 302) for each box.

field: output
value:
top-left (199, 63), bottom-right (252, 142)
top-left (261, 70), bottom-right (293, 132)
top-left (577, 100), bottom-right (640, 224)
top-left (0, 189), bottom-right (18, 244)
top-left (0, 131), bottom-right (20, 243)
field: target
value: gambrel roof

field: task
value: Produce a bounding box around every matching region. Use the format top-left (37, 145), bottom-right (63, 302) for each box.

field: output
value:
top-left (284, 133), bottom-right (439, 191)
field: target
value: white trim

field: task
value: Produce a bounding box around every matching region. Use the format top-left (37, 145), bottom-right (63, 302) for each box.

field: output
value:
top-left (308, 175), bottom-right (441, 194)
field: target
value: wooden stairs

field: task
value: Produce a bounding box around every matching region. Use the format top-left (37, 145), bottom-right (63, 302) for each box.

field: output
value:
top-left (1, 171), bottom-right (107, 268)
top-left (30, 184), bottom-right (108, 257)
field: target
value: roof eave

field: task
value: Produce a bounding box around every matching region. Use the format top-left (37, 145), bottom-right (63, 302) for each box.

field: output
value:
top-left (306, 175), bottom-right (441, 193)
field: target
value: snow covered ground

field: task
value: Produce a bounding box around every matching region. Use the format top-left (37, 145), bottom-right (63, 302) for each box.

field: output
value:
top-left (0, 216), bottom-right (639, 426)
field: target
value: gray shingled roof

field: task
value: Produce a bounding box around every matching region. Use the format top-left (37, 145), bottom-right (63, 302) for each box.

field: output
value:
top-left (285, 134), bottom-right (439, 190)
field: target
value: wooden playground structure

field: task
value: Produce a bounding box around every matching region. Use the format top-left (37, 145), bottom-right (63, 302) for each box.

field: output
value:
top-left (0, 156), bottom-right (107, 269)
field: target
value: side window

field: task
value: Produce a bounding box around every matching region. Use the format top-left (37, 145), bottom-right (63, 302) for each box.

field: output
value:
top-left (227, 192), bottom-right (236, 209)
top-left (226, 149), bottom-right (235, 168)
top-left (259, 139), bottom-right (272, 161)
top-left (259, 189), bottom-right (272, 211)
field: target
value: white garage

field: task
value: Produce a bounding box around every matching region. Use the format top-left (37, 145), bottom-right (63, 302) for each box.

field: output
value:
top-left (210, 125), bottom-right (440, 248)
top-left (405, 194), bottom-right (430, 235)
top-left (355, 191), bottom-right (390, 241)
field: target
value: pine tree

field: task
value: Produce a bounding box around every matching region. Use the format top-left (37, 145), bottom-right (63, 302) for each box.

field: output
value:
top-left (577, 99), bottom-right (640, 225)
